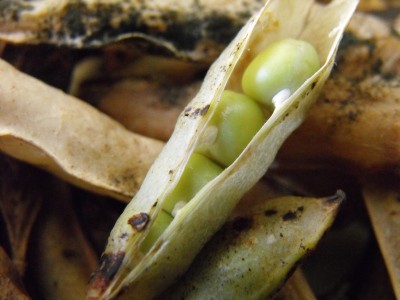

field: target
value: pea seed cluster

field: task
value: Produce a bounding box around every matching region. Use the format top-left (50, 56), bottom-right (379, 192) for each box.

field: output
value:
top-left (140, 38), bottom-right (320, 253)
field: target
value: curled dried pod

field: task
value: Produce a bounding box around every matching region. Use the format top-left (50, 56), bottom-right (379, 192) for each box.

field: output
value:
top-left (87, 0), bottom-right (358, 299)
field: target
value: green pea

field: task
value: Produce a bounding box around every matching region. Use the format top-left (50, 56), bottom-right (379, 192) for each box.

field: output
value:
top-left (140, 153), bottom-right (223, 254)
top-left (140, 210), bottom-right (173, 253)
top-left (197, 90), bottom-right (265, 167)
top-left (162, 152), bottom-right (224, 216)
top-left (242, 38), bottom-right (320, 109)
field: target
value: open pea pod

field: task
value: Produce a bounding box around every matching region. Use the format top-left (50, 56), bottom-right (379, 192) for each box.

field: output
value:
top-left (87, 0), bottom-right (358, 299)
top-left (158, 191), bottom-right (345, 300)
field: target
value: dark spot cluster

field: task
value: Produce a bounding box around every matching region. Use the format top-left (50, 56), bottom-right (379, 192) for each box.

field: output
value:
top-left (0, 1), bottom-right (34, 21)
top-left (282, 206), bottom-right (305, 221)
top-left (282, 112), bottom-right (289, 121)
top-left (183, 105), bottom-right (210, 118)
top-left (119, 232), bottom-right (129, 240)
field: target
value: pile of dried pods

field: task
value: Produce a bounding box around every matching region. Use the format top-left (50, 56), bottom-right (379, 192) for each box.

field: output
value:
top-left (0, 0), bottom-right (399, 299)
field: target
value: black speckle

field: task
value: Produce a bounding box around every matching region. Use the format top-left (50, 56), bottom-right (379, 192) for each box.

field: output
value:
top-left (264, 209), bottom-right (277, 217)
top-left (0, 1), bottom-right (34, 22)
top-left (297, 206), bottom-right (304, 212)
top-left (200, 104), bottom-right (210, 116)
top-left (162, 18), bottom-right (203, 50)
top-left (169, 170), bottom-right (173, 174)
top-left (152, 201), bottom-right (158, 207)
top-left (62, 3), bottom-right (87, 38)
top-left (348, 111), bottom-right (358, 121)
top-left (232, 217), bottom-right (253, 231)
top-left (280, 233), bottom-right (283, 237)
top-left (184, 107), bottom-right (192, 116)
top-left (282, 211), bottom-right (297, 221)
top-left (311, 81), bottom-right (317, 90)
top-left (120, 232), bottom-right (129, 239)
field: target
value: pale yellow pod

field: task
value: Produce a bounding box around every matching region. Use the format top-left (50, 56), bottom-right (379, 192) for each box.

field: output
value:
top-left (87, 1), bottom-right (358, 299)
top-left (159, 192), bottom-right (344, 300)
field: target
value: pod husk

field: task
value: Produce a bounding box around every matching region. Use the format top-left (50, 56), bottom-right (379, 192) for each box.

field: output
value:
top-left (158, 192), bottom-right (344, 300)
top-left (87, 0), bottom-right (358, 299)
top-left (0, 58), bottom-right (164, 201)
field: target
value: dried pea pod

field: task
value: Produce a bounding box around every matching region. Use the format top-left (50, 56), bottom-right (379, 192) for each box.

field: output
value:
top-left (159, 191), bottom-right (345, 300)
top-left (87, 0), bottom-right (358, 299)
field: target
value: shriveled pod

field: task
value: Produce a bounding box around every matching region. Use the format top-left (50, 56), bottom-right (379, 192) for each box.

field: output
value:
top-left (87, 0), bottom-right (358, 299)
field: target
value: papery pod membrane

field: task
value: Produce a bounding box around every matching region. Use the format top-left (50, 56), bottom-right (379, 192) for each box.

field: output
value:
top-left (158, 192), bottom-right (345, 300)
top-left (87, 0), bottom-right (358, 299)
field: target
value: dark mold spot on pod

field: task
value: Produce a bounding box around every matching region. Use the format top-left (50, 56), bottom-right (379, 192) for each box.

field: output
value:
top-left (128, 212), bottom-right (150, 231)
top-left (200, 104), bottom-right (210, 116)
top-left (184, 107), bottom-right (192, 116)
top-left (311, 81), bottom-right (317, 90)
top-left (232, 217), bottom-right (253, 231)
top-left (282, 205), bottom-right (305, 221)
top-left (89, 251), bottom-right (125, 288)
top-left (282, 211), bottom-right (297, 221)
top-left (264, 209), bottom-right (278, 217)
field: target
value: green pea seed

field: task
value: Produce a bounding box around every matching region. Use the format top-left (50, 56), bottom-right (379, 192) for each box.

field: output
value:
top-left (197, 90), bottom-right (265, 167)
top-left (162, 152), bottom-right (224, 216)
top-left (242, 38), bottom-right (320, 109)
